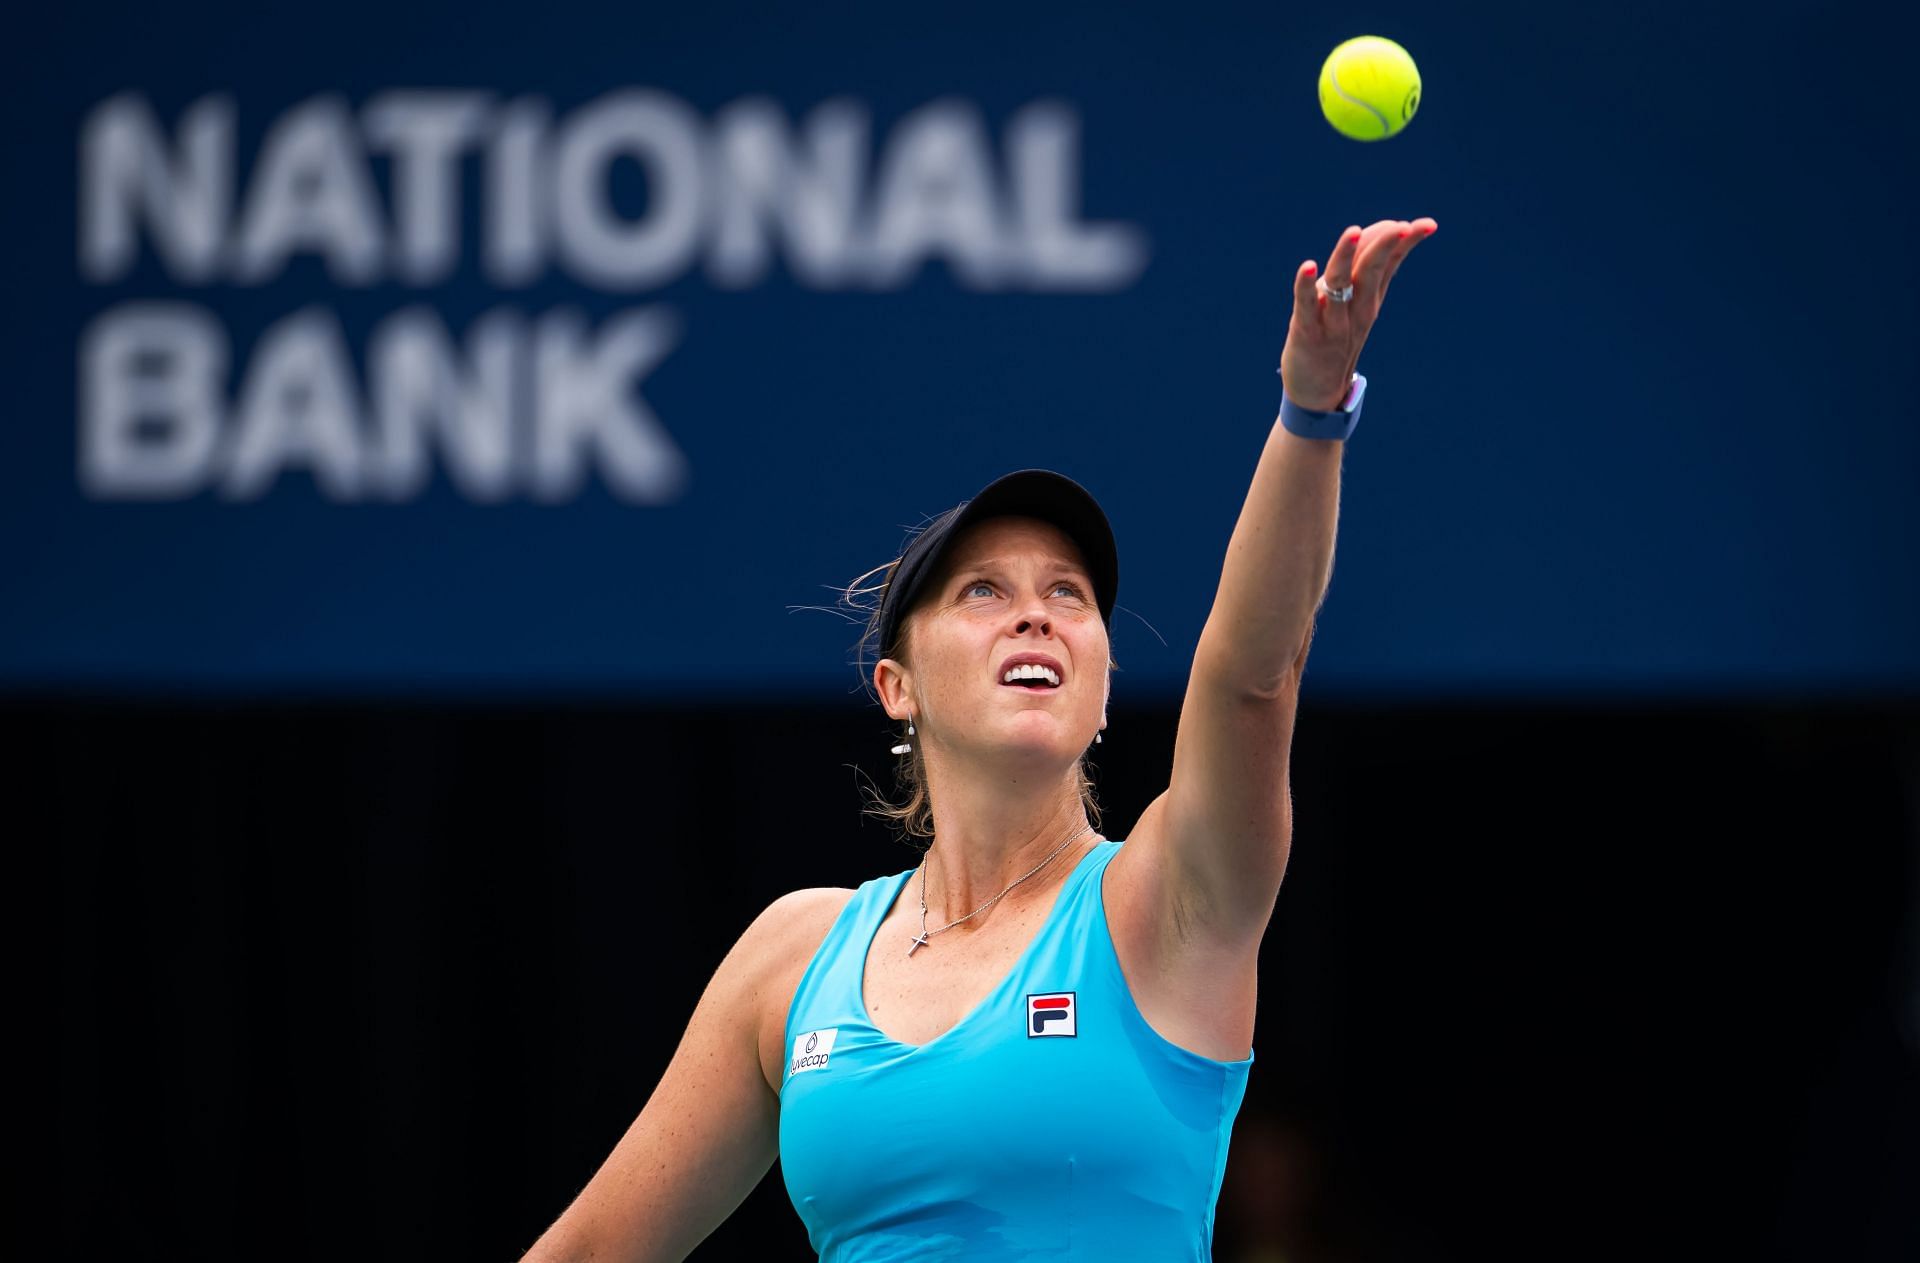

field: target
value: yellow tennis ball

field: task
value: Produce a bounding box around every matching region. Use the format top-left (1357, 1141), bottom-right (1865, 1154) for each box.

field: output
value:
top-left (1319, 35), bottom-right (1422, 140)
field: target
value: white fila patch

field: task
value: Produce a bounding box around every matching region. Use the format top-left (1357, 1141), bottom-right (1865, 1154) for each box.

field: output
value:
top-left (789, 1028), bottom-right (838, 1077)
top-left (1026, 992), bottom-right (1077, 1037)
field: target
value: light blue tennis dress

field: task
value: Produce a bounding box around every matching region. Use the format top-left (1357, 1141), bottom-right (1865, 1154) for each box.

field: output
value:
top-left (778, 838), bottom-right (1254, 1261)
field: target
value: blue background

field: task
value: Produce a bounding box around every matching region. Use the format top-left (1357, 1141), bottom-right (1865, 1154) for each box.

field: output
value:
top-left (4, 0), bottom-right (1915, 701)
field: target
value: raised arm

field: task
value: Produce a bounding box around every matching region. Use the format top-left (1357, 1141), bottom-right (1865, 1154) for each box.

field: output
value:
top-left (1143, 217), bottom-right (1437, 943)
top-left (519, 887), bottom-right (851, 1263)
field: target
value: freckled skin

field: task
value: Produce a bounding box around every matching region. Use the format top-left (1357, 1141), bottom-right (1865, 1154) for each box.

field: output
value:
top-left (883, 515), bottom-right (1110, 771)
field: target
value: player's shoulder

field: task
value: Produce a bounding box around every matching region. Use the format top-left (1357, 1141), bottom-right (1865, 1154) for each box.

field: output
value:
top-left (734, 887), bottom-right (861, 1086)
top-left (736, 886), bottom-right (859, 974)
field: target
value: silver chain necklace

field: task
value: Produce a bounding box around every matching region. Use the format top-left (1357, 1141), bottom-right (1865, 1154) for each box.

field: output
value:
top-left (909, 821), bottom-right (1097, 956)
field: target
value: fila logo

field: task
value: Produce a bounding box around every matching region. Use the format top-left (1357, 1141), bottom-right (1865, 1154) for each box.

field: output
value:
top-left (789, 1028), bottom-right (838, 1077)
top-left (1026, 992), bottom-right (1077, 1037)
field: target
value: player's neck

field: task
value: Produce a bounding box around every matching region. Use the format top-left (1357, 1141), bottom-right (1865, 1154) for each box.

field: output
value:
top-left (919, 764), bottom-right (1092, 928)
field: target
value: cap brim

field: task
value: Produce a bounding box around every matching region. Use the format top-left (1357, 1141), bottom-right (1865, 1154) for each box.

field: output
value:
top-left (876, 469), bottom-right (1119, 659)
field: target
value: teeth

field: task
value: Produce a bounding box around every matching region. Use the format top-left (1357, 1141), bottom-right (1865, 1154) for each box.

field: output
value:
top-left (1001, 663), bottom-right (1061, 686)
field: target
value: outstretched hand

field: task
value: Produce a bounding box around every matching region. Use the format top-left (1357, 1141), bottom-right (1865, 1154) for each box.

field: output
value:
top-left (1280, 218), bottom-right (1437, 412)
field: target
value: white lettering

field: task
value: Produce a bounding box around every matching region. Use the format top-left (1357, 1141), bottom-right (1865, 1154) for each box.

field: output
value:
top-left (708, 95), bottom-right (868, 289)
top-left (79, 89), bottom-right (1150, 293)
top-left (533, 307), bottom-right (686, 503)
top-left (863, 98), bottom-right (1011, 290)
top-left (552, 90), bottom-right (706, 290)
top-left (77, 302), bottom-right (684, 504)
top-left (79, 303), bottom-right (226, 497)
top-left (485, 98), bottom-right (548, 286)
top-left (232, 97), bottom-right (385, 284)
top-left (364, 91), bottom-right (493, 284)
top-left (80, 93), bottom-right (231, 283)
top-left (223, 307), bottom-right (366, 499)
top-left (1008, 101), bottom-right (1148, 290)
top-left (72, 90), bottom-right (1153, 506)
top-left (369, 306), bottom-right (519, 501)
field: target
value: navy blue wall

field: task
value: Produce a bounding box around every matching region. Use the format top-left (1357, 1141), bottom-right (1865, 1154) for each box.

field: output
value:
top-left (6, 0), bottom-right (1915, 698)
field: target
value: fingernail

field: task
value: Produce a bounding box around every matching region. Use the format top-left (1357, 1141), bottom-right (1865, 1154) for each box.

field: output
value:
top-left (1397, 230), bottom-right (1408, 239)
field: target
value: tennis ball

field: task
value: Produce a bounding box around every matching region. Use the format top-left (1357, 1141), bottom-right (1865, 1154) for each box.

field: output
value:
top-left (1319, 35), bottom-right (1421, 140)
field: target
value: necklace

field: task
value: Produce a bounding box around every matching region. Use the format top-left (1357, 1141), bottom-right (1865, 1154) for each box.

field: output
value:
top-left (909, 821), bottom-right (1097, 956)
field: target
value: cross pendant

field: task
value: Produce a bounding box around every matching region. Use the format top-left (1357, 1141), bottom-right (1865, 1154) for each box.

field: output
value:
top-left (908, 933), bottom-right (929, 956)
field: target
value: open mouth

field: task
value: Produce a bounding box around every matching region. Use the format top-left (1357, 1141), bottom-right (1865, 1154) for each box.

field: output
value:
top-left (999, 663), bottom-right (1062, 690)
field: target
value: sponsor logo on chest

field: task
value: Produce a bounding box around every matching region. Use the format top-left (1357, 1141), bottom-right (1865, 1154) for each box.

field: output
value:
top-left (1026, 991), bottom-right (1077, 1037)
top-left (789, 1027), bottom-right (838, 1077)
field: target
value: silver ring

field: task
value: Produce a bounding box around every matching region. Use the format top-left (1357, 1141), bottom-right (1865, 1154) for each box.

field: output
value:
top-left (1325, 281), bottom-right (1354, 302)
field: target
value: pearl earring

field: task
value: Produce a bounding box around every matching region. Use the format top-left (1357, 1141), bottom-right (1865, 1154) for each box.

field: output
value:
top-left (891, 713), bottom-right (916, 756)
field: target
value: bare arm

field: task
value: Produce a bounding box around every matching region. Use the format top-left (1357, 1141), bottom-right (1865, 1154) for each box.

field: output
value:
top-left (1200, 218), bottom-right (1435, 687)
top-left (519, 888), bottom-right (848, 1263)
top-left (1150, 218), bottom-right (1438, 942)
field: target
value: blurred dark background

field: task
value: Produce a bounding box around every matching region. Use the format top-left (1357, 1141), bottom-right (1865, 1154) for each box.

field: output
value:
top-left (16, 0), bottom-right (1920, 1257)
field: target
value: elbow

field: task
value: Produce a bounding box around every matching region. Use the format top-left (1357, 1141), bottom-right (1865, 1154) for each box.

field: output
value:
top-left (1201, 659), bottom-right (1301, 703)
top-left (1191, 660), bottom-right (1301, 706)
top-left (1247, 664), bottom-right (1302, 702)
top-left (1193, 627), bottom-right (1312, 702)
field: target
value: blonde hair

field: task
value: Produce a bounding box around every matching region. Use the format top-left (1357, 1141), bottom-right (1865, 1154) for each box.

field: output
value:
top-left (835, 546), bottom-right (1113, 850)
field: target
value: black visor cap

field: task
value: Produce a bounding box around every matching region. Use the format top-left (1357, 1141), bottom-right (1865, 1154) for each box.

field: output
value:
top-left (874, 468), bottom-right (1119, 662)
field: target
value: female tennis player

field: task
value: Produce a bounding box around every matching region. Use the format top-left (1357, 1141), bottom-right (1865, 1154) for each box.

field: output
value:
top-left (521, 216), bottom-right (1436, 1262)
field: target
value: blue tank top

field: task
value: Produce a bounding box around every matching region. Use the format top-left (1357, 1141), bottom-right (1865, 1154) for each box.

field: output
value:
top-left (778, 838), bottom-right (1254, 1261)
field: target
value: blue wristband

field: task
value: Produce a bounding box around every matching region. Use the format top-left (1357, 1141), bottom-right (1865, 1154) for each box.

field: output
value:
top-left (1278, 372), bottom-right (1367, 442)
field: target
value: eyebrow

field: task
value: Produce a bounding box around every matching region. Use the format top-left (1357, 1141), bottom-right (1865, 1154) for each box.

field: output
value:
top-left (951, 558), bottom-right (1091, 583)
